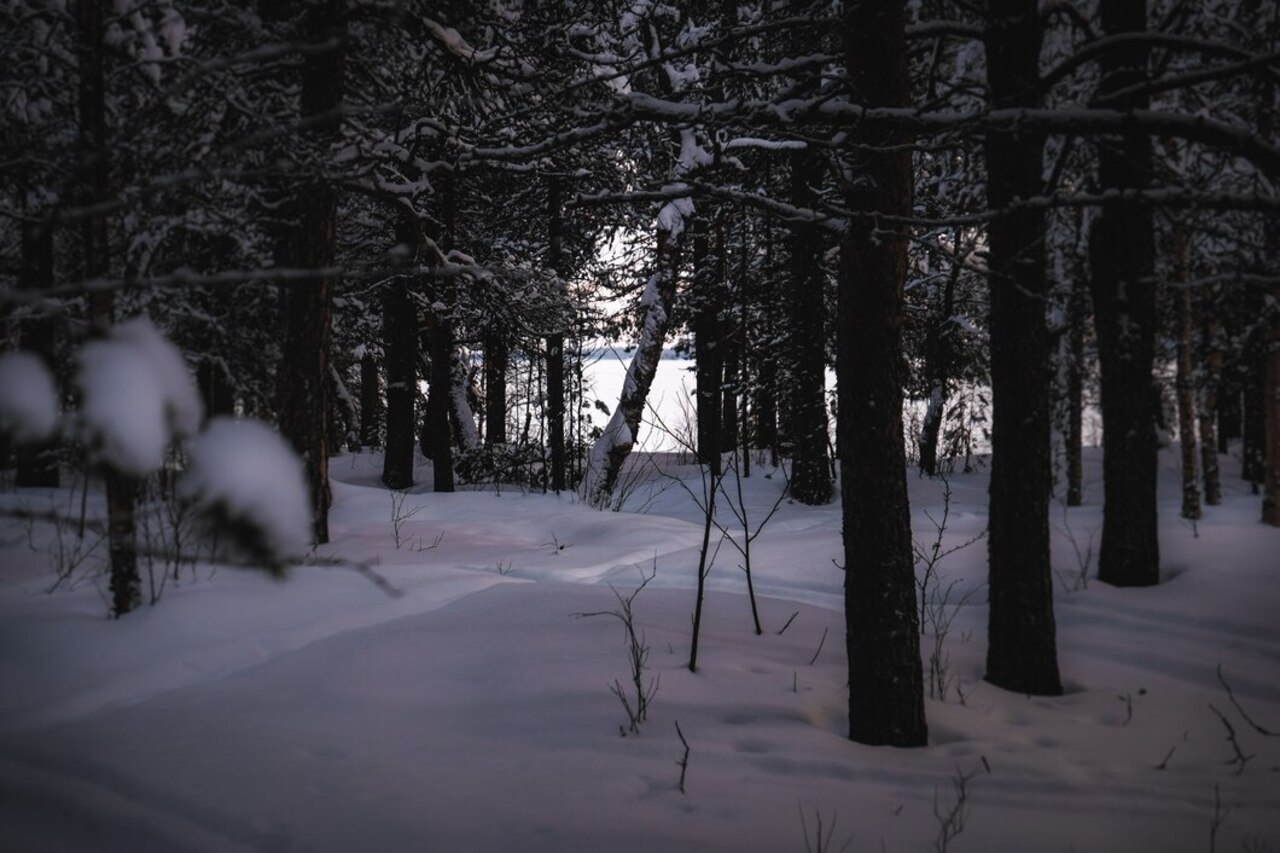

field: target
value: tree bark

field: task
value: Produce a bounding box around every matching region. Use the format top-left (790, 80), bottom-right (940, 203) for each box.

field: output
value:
top-left (1218, 384), bottom-right (1240, 455)
top-left (1261, 40), bottom-right (1280, 525)
top-left (546, 177), bottom-right (568, 492)
top-left (1172, 222), bottom-right (1200, 520)
top-left (484, 330), bottom-right (508, 446)
top-left (751, 224), bottom-right (779, 458)
top-left (581, 224), bottom-right (684, 508)
top-left (839, 0), bottom-right (927, 747)
top-left (1199, 306), bottom-right (1224, 505)
top-left (359, 349), bottom-right (381, 448)
top-left (983, 0), bottom-right (1063, 697)
top-left (277, 0), bottom-right (343, 545)
top-left (381, 220), bottom-right (418, 490)
top-left (1065, 210), bottom-right (1087, 507)
top-left (693, 216), bottom-right (724, 475)
top-left (786, 148), bottom-right (833, 504)
top-left (1089, 0), bottom-right (1160, 587)
top-left (917, 244), bottom-right (959, 478)
top-left (78, 0), bottom-right (139, 617)
top-left (1265, 298), bottom-right (1280, 523)
top-left (1243, 352), bottom-right (1266, 490)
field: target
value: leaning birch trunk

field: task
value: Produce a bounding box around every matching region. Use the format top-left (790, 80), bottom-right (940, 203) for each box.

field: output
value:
top-left (580, 220), bottom-right (686, 509)
top-left (451, 348), bottom-right (482, 452)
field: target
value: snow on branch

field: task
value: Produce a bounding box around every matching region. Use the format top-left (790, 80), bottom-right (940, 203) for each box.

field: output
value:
top-left (424, 17), bottom-right (496, 64)
top-left (1042, 32), bottom-right (1270, 91)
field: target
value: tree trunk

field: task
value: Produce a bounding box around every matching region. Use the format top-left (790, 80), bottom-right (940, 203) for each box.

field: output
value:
top-left (1265, 297), bottom-right (1280, 523)
top-left (581, 223), bottom-right (686, 508)
top-left (982, 0), bottom-right (1063, 697)
top-left (277, 0), bottom-right (343, 545)
top-left (787, 148), bottom-right (833, 504)
top-left (693, 216), bottom-right (723, 474)
top-left (918, 244), bottom-right (959, 478)
top-left (450, 348), bottom-right (481, 452)
top-left (1089, 0), bottom-right (1159, 588)
top-left (721, 321), bottom-right (740, 456)
top-left (751, 219), bottom-right (779, 459)
top-left (547, 175), bottom-right (568, 492)
top-left (1243, 353), bottom-right (1266, 490)
top-left (1065, 215), bottom-right (1087, 507)
top-left (425, 307), bottom-right (455, 492)
top-left (1260, 43), bottom-right (1279, 523)
top-left (1218, 385), bottom-right (1240, 455)
top-left (359, 349), bottom-right (381, 448)
top-left (1199, 307), bottom-right (1223, 505)
top-left (1172, 223), bottom-right (1200, 520)
top-left (839, 0), bottom-right (927, 748)
top-left (381, 224), bottom-right (417, 490)
top-left (196, 358), bottom-right (235, 421)
top-left (78, 0), bottom-right (139, 617)
top-left (484, 331), bottom-right (508, 446)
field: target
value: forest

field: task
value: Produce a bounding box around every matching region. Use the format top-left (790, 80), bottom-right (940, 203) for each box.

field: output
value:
top-left (0, 0), bottom-right (1278, 850)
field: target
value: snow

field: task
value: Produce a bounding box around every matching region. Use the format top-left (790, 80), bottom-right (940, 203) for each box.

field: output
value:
top-left (180, 417), bottom-right (311, 567)
top-left (656, 194), bottom-right (695, 237)
top-left (73, 319), bottom-right (204, 476)
top-left (110, 317), bottom-right (204, 437)
top-left (1, 445), bottom-right (1278, 851)
top-left (0, 352), bottom-right (60, 443)
top-left (75, 339), bottom-right (171, 476)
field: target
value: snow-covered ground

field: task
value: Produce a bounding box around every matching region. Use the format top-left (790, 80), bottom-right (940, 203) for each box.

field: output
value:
top-left (1, 444), bottom-right (1277, 852)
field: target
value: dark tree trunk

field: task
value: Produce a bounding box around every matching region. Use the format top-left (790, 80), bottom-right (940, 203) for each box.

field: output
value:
top-left (484, 331), bottom-right (508, 446)
top-left (787, 148), bottom-right (833, 504)
top-left (917, 245), bottom-right (959, 478)
top-left (1089, 0), bottom-right (1159, 588)
top-left (839, 0), bottom-right (927, 748)
top-left (1243, 352), bottom-right (1266, 490)
top-left (277, 1), bottom-right (344, 545)
top-left (751, 221), bottom-right (779, 458)
top-left (719, 218), bottom-right (740, 455)
top-left (983, 0), bottom-right (1062, 697)
top-left (104, 470), bottom-right (140, 616)
top-left (1172, 223), bottom-right (1200, 520)
top-left (79, 0), bottom-right (138, 617)
top-left (422, 173), bottom-right (459, 492)
top-left (1266, 321), bottom-right (1280, 524)
top-left (721, 318), bottom-right (740, 456)
top-left (196, 359), bottom-right (235, 421)
top-left (1218, 384), bottom-right (1241, 455)
top-left (752, 348), bottom-right (778, 456)
top-left (1065, 214), bottom-right (1088, 507)
top-left (693, 216), bottom-right (724, 474)
top-left (547, 175), bottom-right (568, 492)
top-left (16, 221), bottom-right (60, 488)
top-left (1261, 70), bottom-right (1280, 524)
top-left (1199, 308), bottom-right (1223, 505)
top-left (425, 306), bottom-right (455, 492)
top-left (359, 349), bottom-right (381, 448)
top-left (381, 223), bottom-right (418, 490)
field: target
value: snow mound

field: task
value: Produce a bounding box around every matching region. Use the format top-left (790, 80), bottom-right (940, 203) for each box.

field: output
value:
top-left (181, 417), bottom-right (311, 570)
top-left (0, 352), bottom-right (60, 442)
top-left (76, 339), bottom-right (170, 476)
top-left (111, 317), bottom-right (203, 436)
top-left (73, 318), bottom-right (203, 475)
